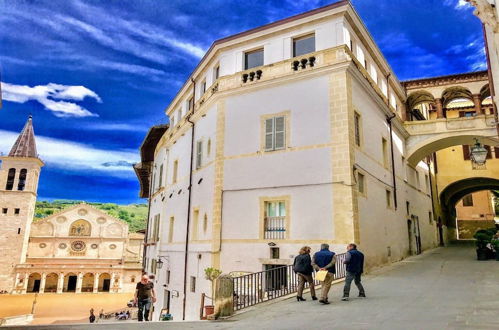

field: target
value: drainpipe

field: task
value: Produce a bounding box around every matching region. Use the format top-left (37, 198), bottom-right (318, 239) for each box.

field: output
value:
top-left (142, 162), bottom-right (154, 271)
top-left (387, 113), bottom-right (398, 209)
top-left (482, 23), bottom-right (499, 138)
top-left (182, 78), bottom-right (196, 321)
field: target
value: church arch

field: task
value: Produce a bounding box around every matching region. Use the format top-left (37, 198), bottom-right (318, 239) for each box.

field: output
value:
top-left (27, 273), bottom-right (41, 293)
top-left (63, 272), bottom-right (78, 292)
top-left (6, 168), bottom-right (15, 190)
top-left (82, 273), bottom-right (95, 292)
top-left (44, 273), bottom-right (58, 293)
top-left (17, 169), bottom-right (27, 191)
top-left (98, 273), bottom-right (111, 292)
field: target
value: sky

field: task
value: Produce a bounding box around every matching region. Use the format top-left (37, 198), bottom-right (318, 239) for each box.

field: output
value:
top-left (0, 0), bottom-right (486, 204)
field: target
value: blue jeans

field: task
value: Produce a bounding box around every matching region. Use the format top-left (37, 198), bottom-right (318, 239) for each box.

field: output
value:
top-left (137, 298), bottom-right (152, 321)
top-left (343, 271), bottom-right (365, 297)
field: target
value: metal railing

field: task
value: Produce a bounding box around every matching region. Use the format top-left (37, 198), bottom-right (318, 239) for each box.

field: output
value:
top-left (264, 216), bottom-right (286, 239)
top-left (233, 252), bottom-right (347, 311)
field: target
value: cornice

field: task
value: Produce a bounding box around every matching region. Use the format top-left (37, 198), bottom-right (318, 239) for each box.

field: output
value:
top-left (403, 71), bottom-right (489, 90)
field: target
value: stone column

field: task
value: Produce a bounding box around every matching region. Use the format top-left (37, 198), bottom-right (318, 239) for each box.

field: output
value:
top-left (76, 272), bottom-right (83, 294)
top-left (111, 273), bottom-right (116, 293)
top-left (117, 274), bottom-right (123, 293)
top-left (13, 273), bottom-right (21, 294)
top-left (473, 94), bottom-right (483, 115)
top-left (435, 98), bottom-right (444, 119)
top-left (39, 273), bottom-right (46, 294)
top-left (93, 273), bottom-right (100, 293)
top-left (22, 273), bottom-right (29, 294)
top-left (213, 275), bottom-right (234, 319)
top-left (57, 272), bottom-right (64, 293)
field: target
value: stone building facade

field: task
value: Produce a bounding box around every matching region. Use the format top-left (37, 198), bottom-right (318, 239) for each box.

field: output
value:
top-left (0, 118), bottom-right (144, 294)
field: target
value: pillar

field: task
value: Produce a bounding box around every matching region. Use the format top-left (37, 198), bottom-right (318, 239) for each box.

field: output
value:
top-left (22, 273), bottom-right (29, 294)
top-left (76, 272), bottom-right (83, 294)
top-left (13, 273), bottom-right (21, 294)
top-left (117, 274), bottom-right (123, 293)
top-left (93, 273), bottom-right (100, 293)
top-left (213, 275), bottom-right (234, 319)
top-left (39, 273), bottom-right (46, 294)
top-left (111, 273), bottom-right (116, 293)
top-left (473, 94), bottom-right (483, 115)
top-left (57, 272), bottom-right (64, 293)
top-left (435, 98), bottom-right (444, 119)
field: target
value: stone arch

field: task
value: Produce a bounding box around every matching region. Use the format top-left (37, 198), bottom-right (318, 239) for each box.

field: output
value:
top-left (63, 272), bottom-right (78, 292)
top-left (82, 273), bottom-right (95, 292)
top-left (27, 273), bottom-right (41, 293)
top-left (441, 86), bottom-right (473, 107)
top-left (407, 90), bottom-right (436, 121)
top-left (98, 273), bottom-right (111, 292)
top-left (31, 222), bottom-right (54, 236)
top-left (480, 84), bottom-right (490, 102)
top-left (69, 219), bottom-right (91, 236)
top-left (44, 273), bottom-right (58, 293)
top-left (105, 223), bottom-right (123, 237)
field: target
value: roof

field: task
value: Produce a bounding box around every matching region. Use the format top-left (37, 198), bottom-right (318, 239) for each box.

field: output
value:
top-left (9, 116), bottom-right (38, 158)
top-left (402, 70), bottom-right (489, 89)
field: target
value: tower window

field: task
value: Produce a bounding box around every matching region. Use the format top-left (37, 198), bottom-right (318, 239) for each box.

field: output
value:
top-left (2, 208), bottom-right (7, 215)
top-left (17, 228), bottom-right (21, 234)
top-left (14, 208), bottom-right (20, 215)
top-left (18, 169), bottom-right (27, 191)
top-left (6, 168), bottom-right (16, 190)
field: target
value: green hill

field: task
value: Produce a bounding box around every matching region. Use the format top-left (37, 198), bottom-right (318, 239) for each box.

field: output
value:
top-left (34, 200), bottom-right (148, 232)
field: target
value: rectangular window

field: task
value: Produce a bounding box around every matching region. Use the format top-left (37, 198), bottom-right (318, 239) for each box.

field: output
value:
top-left (152, 173), bottom-right (156, 193)
top-left (386, 190), bottom-right (392, 208)
top-left (196, 141), bottom-right (203, 169)
top-left (170, 116), bottom-right (175, 127)
top-left (264, 201), bottom-right (286, 239)
top-left (424, 174), bottom-right (429, 193)
top-left (14, 208), bottom-right (20, 215)
top-left (214, 64), bottom-right (220, 80)
top-left (244, 48), bottom-right (264, 70)
top-left (153, 214), bottom-right (160, 242)
top-left (293, 34), bottom-right (315, 57)
top-left (462, 194), bottom-right (473, 207)
top-left (382, 138), bottom-right (389, 168)
top-left (2, 208), bottom-right (7, 215)
top-left (168, 217), bottom-right (175, 243)
top-left (151, 259), bottom-right (157, 275)
top-left (406, 201), bottom-right (410, 215)
top-left (158, 164), bottom-right (164, 188)
top-left (428, 211), bottom-right (433, 224)
top-left (201, 80), bottom-right (206, 94)
top-left (357, 172), bottom-right (365, 195)
top-left (173, 160), bottom-right (178, 184)
top-left (264, 116), bottom-right (286, 151)
top-left (192, 209), bottom-right (199, 241)
top-left (166, 270), bottom-right (171, 284)
top-left (354, 112), bottom-right (361, 147)
top-left (270, 247), bottom-right (280, 259)
top-left (188, 96), bottom-right (194, 112)
top-left (190, 276), bottom-right (196, 293)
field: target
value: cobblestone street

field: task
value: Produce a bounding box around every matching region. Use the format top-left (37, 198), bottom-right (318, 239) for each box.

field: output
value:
top-left (12, 245), bottom-right (499, 330)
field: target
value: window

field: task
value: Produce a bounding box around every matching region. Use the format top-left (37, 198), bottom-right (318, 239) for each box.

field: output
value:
top-left (270, 247), bottom-right (280, 259)
top-left (170, 116), bottom-right (175, 127)
top-left (192, 209), bottom-right (199, 241)
top-left (386, 190), bottom-right (392, 208)
top-left (207, 139), bottom-right (212, 157)
top-left (428, 211), bottom-right (433, 224)
top-left (188, 96), bottom-right (194, 112)
top-left (18, 169), bottom-right (27, 191)
top-left (354, 112), bottom-right (361, 147)
top-left (203, 213), bottom-right (208, 233)
top-left (190, 276), bottom-right (196, 293)
top-left (462, 194), bottom-right (473, 207)
top-left (382, 138), bottom-right (389, 168)
top-left (244, 48), bottom-right (264, 70)
top-left (173, 160), bottom-right (178, 184)
top-left (264, 201), bottom-right (286, 239)
top-left (424, 175), bottom-right (429, 193)
top-left (168, 217), bottom-right (175, 243)
top-left (152, 214), bottom-right (160, 242)
top-left (166, 270), bottom-right (171, 285)
top-left (158, 164), bottom-right (164, 188)
top-left (416, 172), bottom-right (421, 189)
top-left (178, 108), bottom-right (182, 120)
top-left (264, 116), bottom-right (286, 151)
top-left (14, 208), bottom-right (20, 215)
top-left (357, 172), bottom-right (365, 195)
top-left (201, 80), bottom-right (206, 94)
top-left (214, 65), bottom-right (220, 80)
top-left (293, 34), bottom-right (315, 57)
top-left (196, 141), bottom-right (203, 169)
top-left (2, 208), bottom-right (7, 215)
top-left (6, 168), bottom-right (15, 190)
top-left (151, 259), bottom-right (157, 275)
top-left (406, 201), bottom-right (410, 215)
top-left (152, 173), bottom-right (156, 193)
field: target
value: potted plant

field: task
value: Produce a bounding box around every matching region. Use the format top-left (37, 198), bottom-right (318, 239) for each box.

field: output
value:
top-left (473, 228), bottom-right (496, 260)
top-left (491, 234), bottom-right (499, 261)
top-left (204, 267), bottom-right (222, 317)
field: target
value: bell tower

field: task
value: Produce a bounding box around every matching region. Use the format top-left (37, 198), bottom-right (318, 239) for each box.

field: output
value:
top-left (0, 116), bottom-right (43, 292)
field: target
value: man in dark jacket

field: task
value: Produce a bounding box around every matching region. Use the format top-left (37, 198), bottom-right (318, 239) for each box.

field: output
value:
top-left (312, 243), bottom-right (336, 304)
top-left (342, 243), bottom-right (366, 301)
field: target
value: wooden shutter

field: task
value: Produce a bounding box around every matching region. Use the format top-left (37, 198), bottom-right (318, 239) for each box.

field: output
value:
top-left (494, 147), bottom-right (499, 159)
top-left (274, 116), bottom-right (285, 150)
top-left (265, 118), bottom-right (274, 151)
top-left (462, 145), bottom-right (470, 160)
top-left (485, 145), bottom-right (492, 159)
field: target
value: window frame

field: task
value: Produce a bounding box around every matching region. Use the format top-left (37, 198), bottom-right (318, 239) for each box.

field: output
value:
top-left (244, 48), bottom-right (264, 70)
top-left (261, 112), bottom-right (290, 152)
top-left (196, 140), bottom-right (203, 169)
top-left (259, 196), bottom-right (290, 240)
top-left (462, 194), bottom-right (473, 207)
top-left (357, 172), bottom-right (366, 196)
top-left (292, 33), bottom-right (315, 57)
top-left (354, 112), bottom-right (362, 147)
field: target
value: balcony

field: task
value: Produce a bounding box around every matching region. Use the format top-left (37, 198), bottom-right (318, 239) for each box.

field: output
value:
top-left (264, 216), bottom-right (286, 240)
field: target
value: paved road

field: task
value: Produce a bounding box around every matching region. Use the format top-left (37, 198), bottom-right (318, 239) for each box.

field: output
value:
top-left (9, 245), bottom-right (499, 330)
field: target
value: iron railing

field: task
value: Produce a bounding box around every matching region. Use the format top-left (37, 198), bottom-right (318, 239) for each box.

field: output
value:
top-left (233, 252), bottom-right (347, 311)
top-left (264, 216), bottom-right (286, 239)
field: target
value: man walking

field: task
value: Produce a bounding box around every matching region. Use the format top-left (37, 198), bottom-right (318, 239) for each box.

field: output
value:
top-left (312, 243), bottom-right (336, 304)
top-left (342, 243), bottom-right (366, 301)
top-left (134, 275), bottom-right (156, 321)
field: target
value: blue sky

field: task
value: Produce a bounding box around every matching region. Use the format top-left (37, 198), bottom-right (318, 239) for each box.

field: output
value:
top-left (0, 0), bottom-right (486, 204)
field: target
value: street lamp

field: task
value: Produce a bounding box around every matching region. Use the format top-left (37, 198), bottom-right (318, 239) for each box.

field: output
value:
top-left (470, 139), bottom-right (488, 165)
top-left (156, 256), bottom-right (169, 269)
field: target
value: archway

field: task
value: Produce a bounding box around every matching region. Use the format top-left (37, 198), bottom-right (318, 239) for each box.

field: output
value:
top-left (82, 273), bottom-right (95, 293)
top-left (98, 273), bottom-right (111, 292)
top-left (27, 273), bottom-right (41, 293)
top-left (44, 273), bottom-right (58, 293)
top-left (63, 272), bottom-right (78, 292)
top-left (406, 90), bottom-right (436, 121)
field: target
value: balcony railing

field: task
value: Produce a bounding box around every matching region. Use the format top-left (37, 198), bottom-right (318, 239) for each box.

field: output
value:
top-left (232, 253), bottom-right (347, 311)
top-left (264, 216), bottom-right (286, 239)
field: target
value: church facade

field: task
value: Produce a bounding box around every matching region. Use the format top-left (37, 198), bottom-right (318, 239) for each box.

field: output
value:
top-left (0, 117), bottom-right (144, 294)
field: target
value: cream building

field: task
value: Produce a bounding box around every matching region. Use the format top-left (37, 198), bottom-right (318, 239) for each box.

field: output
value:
top-left (135, 1), bottom-right (446, 321)
top-left (0, 117), bottom-right (144, 294)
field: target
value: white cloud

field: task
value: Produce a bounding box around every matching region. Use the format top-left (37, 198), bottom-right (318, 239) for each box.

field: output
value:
top-left (82, 122), bottom-right (149, 132)
top-left (0, 82), bottom-right (101, 118)
top-left (0, 129), bottom-right (138, 177)
top-left (456, 0), bottom-right (471, 9)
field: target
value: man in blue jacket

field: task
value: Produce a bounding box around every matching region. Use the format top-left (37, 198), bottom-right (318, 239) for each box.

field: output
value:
top-left (312, 243), bottom-right (336, 304)
top-left (342, 243), bottom-right (366, 301)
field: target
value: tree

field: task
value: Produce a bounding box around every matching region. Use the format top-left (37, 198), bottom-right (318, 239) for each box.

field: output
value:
top-left (204, 267), bottom-right (222, 303)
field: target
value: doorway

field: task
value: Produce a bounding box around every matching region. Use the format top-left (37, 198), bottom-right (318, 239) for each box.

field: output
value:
top-left (67, 276), bottom-right (77, 292)
top-left (407, 219), bottom-right (413, 255)
top-left (163, 289), bottom-right (171, 313)
top-left (32, 280), bottom-right (40, 293)
top-left (102, 279), bottom-right (110, 292)
top-left (264, 265), bottom-right (287, 292)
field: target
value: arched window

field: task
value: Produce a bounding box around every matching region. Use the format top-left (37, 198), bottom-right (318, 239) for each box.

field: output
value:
top-left (18, 169), bottom-right (27, 191)
top-left (69, 220), bottom-right (92, 236)
top-left (6, 168), bottom-right (16, 190)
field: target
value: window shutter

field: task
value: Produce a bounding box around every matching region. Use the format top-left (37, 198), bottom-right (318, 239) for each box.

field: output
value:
top-left (274, 116), bottom-right (285, 150)
top-left (265, 118), bottom-right (274, 151)
top-left (494, 147), bottom-right (499, 158)
top-left (196, 141), bottom-right (203, 168)
top-left (462, 145), bottom-right (470, 160)
top-left (485, 145), bottom-right (492, 159)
